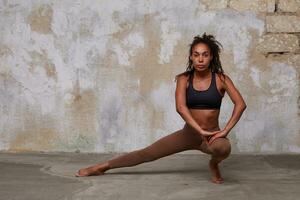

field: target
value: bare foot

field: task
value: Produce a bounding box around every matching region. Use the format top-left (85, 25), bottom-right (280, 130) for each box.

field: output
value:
top-left (75, 162), bottom-right (110, 177)
top-left (209, 159), bottom-right (224, 184)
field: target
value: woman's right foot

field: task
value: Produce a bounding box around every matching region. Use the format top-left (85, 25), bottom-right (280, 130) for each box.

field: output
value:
top-left (75, 162), bottom-right (110, 177)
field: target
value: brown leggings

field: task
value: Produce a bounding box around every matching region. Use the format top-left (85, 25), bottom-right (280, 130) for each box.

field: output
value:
top-left (107, 124), bottom-right (231, 169)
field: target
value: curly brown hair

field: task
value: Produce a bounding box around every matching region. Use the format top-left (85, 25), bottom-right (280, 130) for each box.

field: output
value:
top-left (174, 32), bottom-right (225, 82)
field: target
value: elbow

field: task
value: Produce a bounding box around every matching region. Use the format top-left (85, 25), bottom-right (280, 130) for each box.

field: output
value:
top-left (234, 102), bottom-right (247, 110)
top-left (176, 107), bottom-right (182, 114)
top-left (176, 105), bottom-right (186, 114)
top-left (241, 103), bottom-right (247, 110)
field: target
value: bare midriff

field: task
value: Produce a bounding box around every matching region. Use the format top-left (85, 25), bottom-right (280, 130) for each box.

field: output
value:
top-left (187, 108), bottom-right (221, 131)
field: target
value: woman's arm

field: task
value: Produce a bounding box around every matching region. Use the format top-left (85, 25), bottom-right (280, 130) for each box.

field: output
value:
top-left (175, 74), bottom-right (209, 136)
top-left (222, 74), bottom-right (247, 134)
top-left (207, 73), bottom-right (247, 144)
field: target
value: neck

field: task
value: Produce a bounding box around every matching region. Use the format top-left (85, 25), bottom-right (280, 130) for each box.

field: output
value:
top-left (193, 68), bottom-right (211, 79)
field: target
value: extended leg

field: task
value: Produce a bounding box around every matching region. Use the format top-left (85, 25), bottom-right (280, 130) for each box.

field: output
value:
top-left (75, 125), bottom-right (203, 176)
top-left (107, 127), bottom-right (203, 169)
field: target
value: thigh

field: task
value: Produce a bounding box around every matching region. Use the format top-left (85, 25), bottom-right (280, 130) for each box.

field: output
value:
top-left (142, 126), bottom-right (203, 158)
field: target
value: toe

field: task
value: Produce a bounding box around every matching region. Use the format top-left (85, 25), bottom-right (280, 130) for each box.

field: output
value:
top-left (75, 170), bottom-right (85, 177)
top-left (212, 178), bottom-right (224, 184)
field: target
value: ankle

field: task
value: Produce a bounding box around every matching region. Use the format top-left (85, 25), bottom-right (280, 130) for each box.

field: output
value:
top-left (209, 158), bottom-right (220, 166)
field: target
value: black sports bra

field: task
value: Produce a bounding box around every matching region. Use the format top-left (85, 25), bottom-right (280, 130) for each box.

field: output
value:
top-left (186, 71), bottom-right (224, 109)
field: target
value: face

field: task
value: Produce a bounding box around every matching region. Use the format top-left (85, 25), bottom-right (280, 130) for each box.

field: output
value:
top-left (189, 43), bottom-right (213, 72)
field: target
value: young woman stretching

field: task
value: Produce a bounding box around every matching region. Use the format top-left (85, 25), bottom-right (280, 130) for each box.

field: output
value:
top-left (75, 33), bottom-right (247, 184)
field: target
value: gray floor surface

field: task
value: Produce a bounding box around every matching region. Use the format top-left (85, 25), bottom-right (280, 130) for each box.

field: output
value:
top-left (0, 152), bottom-right (299, 200)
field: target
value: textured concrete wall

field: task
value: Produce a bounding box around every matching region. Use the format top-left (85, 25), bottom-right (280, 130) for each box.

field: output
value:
top-left (0, 0), bottom-right (299, 154)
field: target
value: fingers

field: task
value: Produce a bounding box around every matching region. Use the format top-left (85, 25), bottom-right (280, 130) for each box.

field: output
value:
top-left (208, 136), bottom-right (215, 145)
top-left (207, 135), bottom-right (212, 141)
top-left (203, 130), bottom-right (220, 137)
top-left (208, 136), bottom-right (218, 145)
top-left (212, 130), bottom-right (221, 135)
top-left (208, 135), bottom-right (216, 144)
top-left (207, 130), bottom-right (220, 136)
top-left (204, 137), bottom-right (209, 145)
top-left (202, 136), bottom-right (210, 146)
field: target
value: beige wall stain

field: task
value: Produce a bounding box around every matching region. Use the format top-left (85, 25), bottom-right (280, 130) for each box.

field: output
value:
top-left (0, 44), bottom-right (12, 58)
top-left (9, 128), bottom-right (58, 152)
top-left (124, 14), bottom-right (187, 132)
top-left (28, 50), bottom-right (57, 80)
top-left (27, 4), bottom-right (53, 34)
top-left (67, 80), bottom-right (98, 139)
top-left (1, 1), bottom-right (299, 153)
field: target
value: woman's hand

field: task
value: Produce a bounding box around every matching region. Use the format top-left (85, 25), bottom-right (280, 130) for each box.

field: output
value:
top-left (201, 129), bottom-right (220, 137)
top-left (207, 129), bottom-right (229, 145)
top-left (199, 130), bottom-right (220, 146)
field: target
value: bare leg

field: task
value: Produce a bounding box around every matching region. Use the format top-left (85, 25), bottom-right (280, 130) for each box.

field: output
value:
top-left (198, 137), bottom-right (231, 184)
top-left (75, 125), bottom-right (203, 177)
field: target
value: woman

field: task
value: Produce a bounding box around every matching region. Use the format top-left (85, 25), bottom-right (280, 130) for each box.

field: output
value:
top-left (75, 33), bottom-right (247, 184)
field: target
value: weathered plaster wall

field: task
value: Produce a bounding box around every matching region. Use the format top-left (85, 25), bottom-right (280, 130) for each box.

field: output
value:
top-left (0, 0), bottom-right (299, 154)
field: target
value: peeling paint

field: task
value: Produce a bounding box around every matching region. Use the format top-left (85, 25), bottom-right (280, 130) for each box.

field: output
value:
top-left (268, 63), bottom-right (296, 97)
top-left (250, 67), bottom-right (262, 88)
top-left (159, 20), bottom-right (181, 64)
top-left (0, 0), bottom-right (299, 153)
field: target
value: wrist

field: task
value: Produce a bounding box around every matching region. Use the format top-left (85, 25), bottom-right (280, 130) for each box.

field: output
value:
top-left (198, 128), bottom-right (205, 136)
top-left (223, 127), bottom-right (231, 134)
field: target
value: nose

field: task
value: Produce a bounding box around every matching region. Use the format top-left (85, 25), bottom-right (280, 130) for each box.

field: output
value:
top-left (198, 55), bottom-right (203, 62)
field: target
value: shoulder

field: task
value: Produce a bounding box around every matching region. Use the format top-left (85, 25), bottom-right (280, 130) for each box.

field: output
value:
top-left (175, 71), bottom-right (190, 83)
top-left (216, 72), bottom-right (234, 89)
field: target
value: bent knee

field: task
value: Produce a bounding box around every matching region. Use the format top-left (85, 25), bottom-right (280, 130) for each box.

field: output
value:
top-left (210, 138), bottom-right (231, 157)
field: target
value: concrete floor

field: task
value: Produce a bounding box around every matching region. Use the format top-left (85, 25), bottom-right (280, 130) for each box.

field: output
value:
top-left (0, 152), bottom-right (299, 200)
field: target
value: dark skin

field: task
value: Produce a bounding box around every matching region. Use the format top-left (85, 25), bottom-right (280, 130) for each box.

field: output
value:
top-left (176, 43), bottom-right (247, 145)
top-left (176, 43), bottom-right (246, 183)
top-left (75, 43), bottom-right (247, 183)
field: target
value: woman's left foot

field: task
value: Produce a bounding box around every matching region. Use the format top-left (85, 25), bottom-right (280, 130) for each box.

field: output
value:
top-left (209, 159), bottom-right (224, 184)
